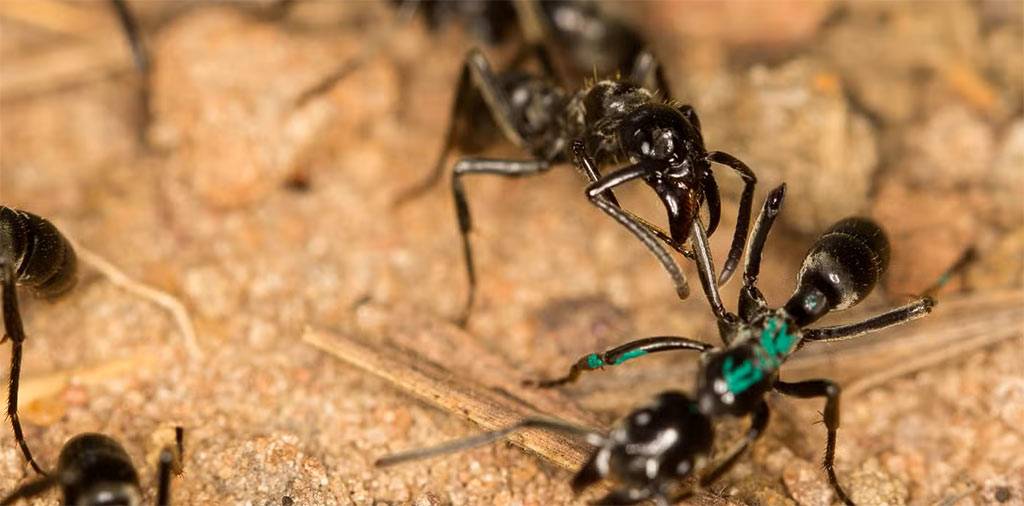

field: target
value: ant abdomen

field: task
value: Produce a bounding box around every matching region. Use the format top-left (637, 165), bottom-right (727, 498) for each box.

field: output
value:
top-left (0, 206), bottom-right (78, 299)
top-left (787, 217), bottom-right (889, 324)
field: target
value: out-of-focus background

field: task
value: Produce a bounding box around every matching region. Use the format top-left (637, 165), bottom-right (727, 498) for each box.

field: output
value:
top-left (0, 1), bottom-right (1021, 504)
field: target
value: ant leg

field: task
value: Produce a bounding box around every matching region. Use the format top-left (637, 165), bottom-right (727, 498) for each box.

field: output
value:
top-left (376, 417), bottom-right (600, 468)
top-left (689, 219), bottom-right (731, 322)
top-left (706, 151), bottom-right (758, 286)
top-left (630, 50), bottom-right (673, 101)
top-left (802, 297), bottom-right (934, 344)
top-left (394, 48), bottom-right (530, 205)
top-left (585, 164), bottom-right (690, 301)
top-left (109, 0), bottom-right (151, 147)
top-left (155, 426), bottom-right (184, 506)
top-left (452, 158), bottom-right (552, 325)
top-left (526, 336), bottom-right (714, 388)
top-left (0, 475), bottom-right (56, 504)
top-left (571, 138), bottom-right (621, 206)
top-left (774, 380), bottom-right (854, 506)
top-left (743, 184), bottom-right (786, 288)
top-left (699, 400), bottom-right (770, 486)
top-left (1, 264), bottom-right (46, 476)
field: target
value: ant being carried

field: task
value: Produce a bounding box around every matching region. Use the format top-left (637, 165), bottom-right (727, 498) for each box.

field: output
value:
top-left (1, 428), bottom-right (184, 505)
top-left (398, 39), bottom-right (758, 326)
top-left (378, 185), bottom-right (961, 505)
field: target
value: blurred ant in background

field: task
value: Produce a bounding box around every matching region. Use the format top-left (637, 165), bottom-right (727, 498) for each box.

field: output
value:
top-left (1, 206), bottom-right (78, 475)
top-left (379, 185), bottom-right (967, 505)
top-left (1, 428), bottom-right (184, 505)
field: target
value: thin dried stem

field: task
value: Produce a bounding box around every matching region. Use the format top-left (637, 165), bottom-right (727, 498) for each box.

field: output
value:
top-left (72, 240), bottom-right (202, 359)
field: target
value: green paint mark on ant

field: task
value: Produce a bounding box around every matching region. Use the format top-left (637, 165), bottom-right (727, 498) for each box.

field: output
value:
top-left (614, 349), bottom-right (648, 365)
top-left (723, 355), bottom-right (763, 395)
top-left (723, 317), bottom-right (798, 395)
top-left (585, 353), bottom-right (604, 369)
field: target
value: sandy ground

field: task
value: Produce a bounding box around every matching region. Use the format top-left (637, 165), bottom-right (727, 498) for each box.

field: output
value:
top-left (0, 1), bottom-right (1022, 505)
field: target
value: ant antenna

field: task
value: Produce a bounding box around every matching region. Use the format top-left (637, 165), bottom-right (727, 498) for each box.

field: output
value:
top-left (375, 418), bottom-right (595, 467)
top-left (920, 247), bottom-right (978, 298)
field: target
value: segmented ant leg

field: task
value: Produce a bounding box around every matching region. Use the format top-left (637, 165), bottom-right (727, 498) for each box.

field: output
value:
top-left (525, 336), bottom-right (714, 388)
top-left (394, 48), bottom-right (532, 205)
top-left (801, 297), bottom-right (934, 345)
top-left (773, 380), bottom-right (854, 506)
top-left (689, 219), bottom-right (731, 322)
top-left (706, 151), bottom-right (758, 286)
top-left (1, 264), bottom-right (46, 476)
top-left (584, 164), bottom-right (690, 302)
top-left (376, 417), bottom-right (600, 468)
top-left (629, 50), bottom-right (673, 101)
top-left (155, 426), bottom-right (184, 506)
top-left (109, 0), bottom-right (151, 147)
top-left (571, 139), bottom-right (621, 207)
top-left (698, 400), bottom-right (770, 486)
top-left (451, 158), bottom-right (552, 326)
top-left (0, 474), bottom-right (56, 505)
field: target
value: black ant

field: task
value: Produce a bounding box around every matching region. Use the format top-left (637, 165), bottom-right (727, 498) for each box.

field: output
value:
top-left (378, 185), bottom-right (949, 505)
top-left (1, 206), bottom-right (78, 475)
top-left (1, 427), bottom-right (184, 505)
top-left (396, 44), bottom-right (757, 326)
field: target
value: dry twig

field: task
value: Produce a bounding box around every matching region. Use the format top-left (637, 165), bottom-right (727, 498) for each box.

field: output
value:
top-left (72, 240), bottom-right (203, 359)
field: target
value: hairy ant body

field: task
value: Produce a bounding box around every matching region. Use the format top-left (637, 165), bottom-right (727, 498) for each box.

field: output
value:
top-left (398, 45), bottom-right (757, 326)
top-left (379, 185), bottom-right (945, 505)
top-left (1, 206), bottom-right (78, 475)
top-left (1, 428), bottom-right (184, 505)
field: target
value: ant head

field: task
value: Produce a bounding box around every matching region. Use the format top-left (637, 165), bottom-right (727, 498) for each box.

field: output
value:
top-left (784, 217), bottom-right (890, 326)
top-left (618, 105), bottom-right (706, 182)
top-left (697, 348), bottom-right (768, 417)
top-left (575, 391), bottom-right (713, 494)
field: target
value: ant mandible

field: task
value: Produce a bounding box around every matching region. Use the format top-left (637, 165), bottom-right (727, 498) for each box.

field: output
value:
top-left (1, 427), bottom-right (184, 505)
top-left (379, 185), bottom-right (947, 505)
top-left (397, 46), bottom-right (757, 326)
top-left (1, 206), bottom-right (78, 475)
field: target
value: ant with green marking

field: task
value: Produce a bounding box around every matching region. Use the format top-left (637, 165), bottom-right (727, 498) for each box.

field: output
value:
top-left (378, 184), bottom-right (968, 505)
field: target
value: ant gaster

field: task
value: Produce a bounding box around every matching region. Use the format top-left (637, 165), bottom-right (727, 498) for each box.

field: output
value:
top-left (1, 206), bottom-right (78, 475)
top-left (379, 185), bottom-right (942, 505)
top-left (397, 48), bottom-right (757, 326)
top-left (1, 427), bottom-right (184, 505)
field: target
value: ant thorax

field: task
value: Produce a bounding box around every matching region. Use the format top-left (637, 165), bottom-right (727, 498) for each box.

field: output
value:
top-left (564, 80), bottom-right (656, 163)
top-left (699, 312), bottom-right (803, 416)
top-left (728, 311), bottom-right (802, 382)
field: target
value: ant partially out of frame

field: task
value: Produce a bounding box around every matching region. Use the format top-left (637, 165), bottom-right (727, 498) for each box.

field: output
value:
top-left (378, 184), bottom-right (968, 505)
top-left (1, 427), bottom-right (184, 505)
top-left (1, 206), bottom-right (78, 475)
top-left (397, 43), bottom-right (758, 327)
